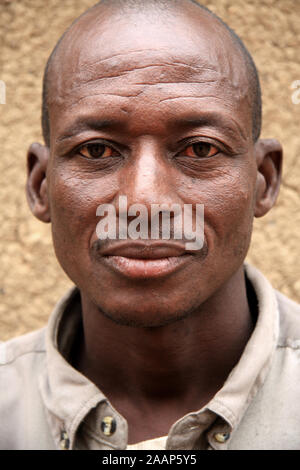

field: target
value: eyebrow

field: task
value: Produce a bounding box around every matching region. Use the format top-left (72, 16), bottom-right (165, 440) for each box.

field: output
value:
top-left (172, 113), bottom-right (248, 142)
top-left (56, 118), bottom-right (119, 142)
top-left (56, 112), bottom-right (248, 144)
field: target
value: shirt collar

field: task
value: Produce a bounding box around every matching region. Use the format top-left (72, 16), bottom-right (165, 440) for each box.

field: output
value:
top-left (38, 288), bottom-right (124, 449)
top-left (39, 263), bottom-right (279, 450)
top-left (205, 263), bottom-right (280, 443)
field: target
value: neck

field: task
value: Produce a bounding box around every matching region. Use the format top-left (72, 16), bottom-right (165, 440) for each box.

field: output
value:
top-left (74, 266), bottom-right (254, 441)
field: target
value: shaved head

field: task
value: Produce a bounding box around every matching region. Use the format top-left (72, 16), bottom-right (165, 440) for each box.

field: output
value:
top-left (41, 0), bottom-right (261, 147)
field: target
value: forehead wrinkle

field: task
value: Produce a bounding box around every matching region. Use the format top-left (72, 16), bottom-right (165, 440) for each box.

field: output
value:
top-left (73, 64), bottom-right (220, 89)
top-left (56, 50), bottom-right (222, 93)
top-left (66, 76), bottom-right (221, 99)
top-left (79, 51), bottom-right (219, 76)
top-left (53, 78), bottom-right (227, 113)
top-left (51, 55), bottom-right (226, 110)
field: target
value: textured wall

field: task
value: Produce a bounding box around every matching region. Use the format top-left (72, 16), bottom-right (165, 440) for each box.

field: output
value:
top-left (0, 0), bottom-right (299, 340)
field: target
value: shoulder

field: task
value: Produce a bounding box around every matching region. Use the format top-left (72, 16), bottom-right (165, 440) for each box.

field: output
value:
top-left (0, 327), bottom-right (46, 368)
top-left (0, 328), bottom-right (49, 449)
top-left (230, 284), bottom-right (300, 449)
top-left (0, 328), bottom-right (47, 401)
top-left (253, 291), bottom-right (300, 443)
top-left (245, 263), bottom-right (300, 346)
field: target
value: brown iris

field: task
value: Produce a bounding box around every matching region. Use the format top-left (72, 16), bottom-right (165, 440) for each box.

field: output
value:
top-left (183, 142), bottom-right (219, 158)
top-left (79, 143), bottom-right (117, 159)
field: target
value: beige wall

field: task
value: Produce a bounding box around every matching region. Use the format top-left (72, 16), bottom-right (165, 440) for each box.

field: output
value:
top-left (0, 0), bottom-right (299, 340)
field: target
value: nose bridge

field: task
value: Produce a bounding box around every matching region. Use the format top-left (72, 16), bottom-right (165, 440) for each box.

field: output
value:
top-left (121, 140), bottom-right (174, 208)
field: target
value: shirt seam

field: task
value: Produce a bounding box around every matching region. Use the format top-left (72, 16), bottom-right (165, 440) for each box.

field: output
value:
top-left (277, 343), bottom-right (300, 350)
top-left (0, 349), bottom-right (46, 366)
top-left (208, 399), bottom-right (236, 427)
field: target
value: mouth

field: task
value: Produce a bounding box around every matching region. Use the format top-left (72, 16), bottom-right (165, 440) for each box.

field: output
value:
top-left (94, 241), bottom-right (195, 279)
top-left (103, 254), bottom-right (193, 279)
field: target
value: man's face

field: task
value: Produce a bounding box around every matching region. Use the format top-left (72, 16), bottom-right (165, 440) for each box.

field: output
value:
top-left (45, 7), bottom-right (258, 326)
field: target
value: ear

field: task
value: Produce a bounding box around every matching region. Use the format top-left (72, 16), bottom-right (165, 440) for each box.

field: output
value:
top-left (26, 143), bottom-right (51, 223)
top-left (254, 139), bottom-right (283, 218)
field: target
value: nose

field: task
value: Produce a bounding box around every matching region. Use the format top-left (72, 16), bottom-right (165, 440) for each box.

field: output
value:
top-left (114, 140), bottom-right (183, 240)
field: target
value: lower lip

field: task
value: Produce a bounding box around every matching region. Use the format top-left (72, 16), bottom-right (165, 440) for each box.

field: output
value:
top-left (102, 255), bottom-right (192, 279)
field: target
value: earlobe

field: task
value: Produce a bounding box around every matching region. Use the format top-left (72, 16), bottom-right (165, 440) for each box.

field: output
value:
top-left (254, 139), bottom-right (283, 218)
top-left (26, 143), bottom-right (51, 223)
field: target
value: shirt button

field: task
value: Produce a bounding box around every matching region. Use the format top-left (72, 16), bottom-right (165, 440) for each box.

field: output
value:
top-left (213, 432), bottom-right (230, 443)
top-left (60, 430), bottom-right (70, 450)
top-left (101, 416), bottom-right (117, 436)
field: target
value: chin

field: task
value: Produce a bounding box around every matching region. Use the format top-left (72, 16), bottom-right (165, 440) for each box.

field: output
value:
top-left (97, 302), bottom-right (196, 328)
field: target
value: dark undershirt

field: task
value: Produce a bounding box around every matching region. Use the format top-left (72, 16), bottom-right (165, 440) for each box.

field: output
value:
top-left (245, 271), bottom-right (259, 327)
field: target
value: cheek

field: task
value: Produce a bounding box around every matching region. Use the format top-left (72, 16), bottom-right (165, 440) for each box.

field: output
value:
top-left (207, 170), bottom-right (256, 258)
top-left (47, 169), bottom-right (119, 259)
top-left (211, 178), bottom-right (253, 228)
top-left (179, 164), bottom-right (256, 250)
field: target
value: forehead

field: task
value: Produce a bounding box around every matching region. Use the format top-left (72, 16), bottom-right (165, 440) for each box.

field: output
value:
top-left (48, 7), bottom-right (251, 140)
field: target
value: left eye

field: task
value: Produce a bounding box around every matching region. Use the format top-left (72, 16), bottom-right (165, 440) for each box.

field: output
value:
top-left (78, 143), bottom-right (118, 159)
top-left (182, 142), bottom-right (219, 158)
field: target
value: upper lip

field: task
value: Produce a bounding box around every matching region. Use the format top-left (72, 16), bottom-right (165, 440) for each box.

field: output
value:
top-left (99, 241), bottom-right (190, 259)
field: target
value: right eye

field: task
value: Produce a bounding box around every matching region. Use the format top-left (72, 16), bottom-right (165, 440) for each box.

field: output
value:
top-left (78, 142), bottom-right (120, 159)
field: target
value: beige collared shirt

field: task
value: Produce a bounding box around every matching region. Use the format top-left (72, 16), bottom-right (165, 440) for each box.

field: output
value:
top-left (0, 264), bottom-right (300, 450)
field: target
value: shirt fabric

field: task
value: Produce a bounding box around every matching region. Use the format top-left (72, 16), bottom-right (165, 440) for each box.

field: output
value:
top-left (0, 264), bottom-right (300, 450)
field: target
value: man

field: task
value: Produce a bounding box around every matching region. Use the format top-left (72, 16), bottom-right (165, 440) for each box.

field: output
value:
top-left (0, 0), bottom-right (299, 450)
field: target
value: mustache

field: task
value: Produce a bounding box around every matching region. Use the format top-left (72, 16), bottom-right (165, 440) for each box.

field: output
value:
top-left (91, 237), bottom-right (209, 257)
